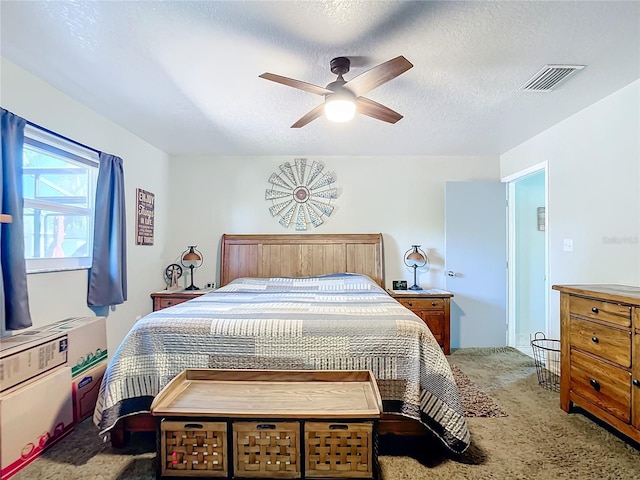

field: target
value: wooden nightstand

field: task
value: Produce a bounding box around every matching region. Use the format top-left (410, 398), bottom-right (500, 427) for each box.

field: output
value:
top-left (387, 289), bottom-right (453, 355)
top-left (150, 289), bottom-right (211, 311)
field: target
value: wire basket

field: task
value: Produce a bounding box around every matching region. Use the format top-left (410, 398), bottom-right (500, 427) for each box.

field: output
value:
top-left (530, 332), bottom-right (560, 392)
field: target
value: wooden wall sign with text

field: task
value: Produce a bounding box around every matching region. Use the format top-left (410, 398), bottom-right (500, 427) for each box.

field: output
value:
top-left (135, 188), bottom-right (155, 245)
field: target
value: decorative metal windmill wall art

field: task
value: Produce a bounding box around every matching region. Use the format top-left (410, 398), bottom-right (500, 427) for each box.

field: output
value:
top-left (265, 158), bottom-right (338, 230)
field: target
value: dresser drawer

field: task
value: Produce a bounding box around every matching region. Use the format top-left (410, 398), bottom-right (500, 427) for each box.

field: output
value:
top-left (569, 317), bottom-right (631, 367)
top-left (396, 298), bottom-right (444, 310)
top-left (570, 350), bottom-right (631, 423)
top-left (570, 296), bottom-right (631, 327)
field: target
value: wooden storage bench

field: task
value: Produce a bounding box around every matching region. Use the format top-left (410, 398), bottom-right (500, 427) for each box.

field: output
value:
top-left (150, 369), bottom-right (383, 479)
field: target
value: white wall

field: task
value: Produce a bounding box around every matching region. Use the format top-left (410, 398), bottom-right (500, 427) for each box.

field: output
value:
top-left (501, 80), bottom-right (640, 339)
top-left (1, 58), bottom-right (172, 354)
top-left (166, 155), bottom-right (500, 290)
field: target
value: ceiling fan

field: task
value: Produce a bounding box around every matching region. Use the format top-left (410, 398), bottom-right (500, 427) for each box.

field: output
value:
top-left (259, 55), bottom-right (413, 128)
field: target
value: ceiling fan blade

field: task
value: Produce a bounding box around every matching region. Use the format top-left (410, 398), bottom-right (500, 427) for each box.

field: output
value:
top-left (259, 73), bottom-right (333, 96)
top-left (291, 103), bottom-right (325, 128)
top-left (356, 97), bottom-right (403, 124)
top-left (344, 55), bottom-right (413, 98)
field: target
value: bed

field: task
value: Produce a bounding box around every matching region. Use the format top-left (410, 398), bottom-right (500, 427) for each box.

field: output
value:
top-left (93, 233), bottom-right (470, 454)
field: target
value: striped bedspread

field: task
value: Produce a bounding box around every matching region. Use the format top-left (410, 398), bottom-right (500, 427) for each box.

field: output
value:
top-left (93, 273), bottom-right (470, 454)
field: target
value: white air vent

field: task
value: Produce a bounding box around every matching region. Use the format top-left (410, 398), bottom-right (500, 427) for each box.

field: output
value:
top-left (519, 64), bottom-right (585, 92)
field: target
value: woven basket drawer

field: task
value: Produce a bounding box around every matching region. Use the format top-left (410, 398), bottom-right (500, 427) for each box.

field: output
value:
top-left (233, 421), bottom-right (301, 478)
top-left (305, 421), bottom-right (374, 478)
top-left (160, 420), bottom-right (227, 477)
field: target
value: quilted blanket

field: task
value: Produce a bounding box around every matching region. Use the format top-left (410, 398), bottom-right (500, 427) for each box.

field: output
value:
top-left (94, 273), bottom-right (470, 454)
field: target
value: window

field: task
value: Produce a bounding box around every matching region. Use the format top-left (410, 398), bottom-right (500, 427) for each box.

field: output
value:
top-left (22, 125), bottom-right (99, 273)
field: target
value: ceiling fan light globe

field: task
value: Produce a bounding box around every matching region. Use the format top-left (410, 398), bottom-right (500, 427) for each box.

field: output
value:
top-left (324, 98), bottom-right (356, 123)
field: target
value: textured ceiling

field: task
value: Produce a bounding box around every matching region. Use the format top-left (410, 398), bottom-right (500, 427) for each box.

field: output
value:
top-left (1, 1), bottom-right (639, 156)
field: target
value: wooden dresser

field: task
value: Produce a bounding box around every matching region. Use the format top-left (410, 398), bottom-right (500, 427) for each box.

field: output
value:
top-left (552, 284), bottom-right (639, 443)
top-left (387, 289), bottom-right (453, 354)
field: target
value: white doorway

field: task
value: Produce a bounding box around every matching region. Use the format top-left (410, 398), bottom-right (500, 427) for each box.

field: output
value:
top-left (505, 165), bottom-right (548, 356)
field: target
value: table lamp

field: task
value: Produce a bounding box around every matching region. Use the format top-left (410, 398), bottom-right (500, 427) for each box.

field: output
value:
top-left (180, 245), bottom-right (203, 290)
top-left (404, 245), bottom-right (428, 290)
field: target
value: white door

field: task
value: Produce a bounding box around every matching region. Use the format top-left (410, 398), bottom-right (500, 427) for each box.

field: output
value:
top-left (445, 182), bottom-right (507, 348)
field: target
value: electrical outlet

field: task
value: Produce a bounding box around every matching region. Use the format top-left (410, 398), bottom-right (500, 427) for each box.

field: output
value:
top-left (563, 239), bottom-right (573, 252)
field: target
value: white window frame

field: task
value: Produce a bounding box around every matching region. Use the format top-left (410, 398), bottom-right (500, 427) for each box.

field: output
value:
top-left (23, 125), bottom-right (99, 273)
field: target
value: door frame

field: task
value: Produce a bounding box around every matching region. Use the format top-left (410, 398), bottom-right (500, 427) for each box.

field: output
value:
top-left (502, 162), bottom-right (549, 356)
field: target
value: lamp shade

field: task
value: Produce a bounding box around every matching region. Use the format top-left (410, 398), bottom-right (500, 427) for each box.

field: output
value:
top-left (405, 250), bottom-right (426, 267)
top-left (181, 248), bottom-right (202, 267)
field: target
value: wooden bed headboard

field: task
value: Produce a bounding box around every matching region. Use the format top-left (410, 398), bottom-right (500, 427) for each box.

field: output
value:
top-left (220, 233), bottom-right (385, 287)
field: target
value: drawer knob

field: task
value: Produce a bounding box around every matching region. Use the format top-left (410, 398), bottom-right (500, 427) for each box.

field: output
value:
top-left (408, 302), bottom-right (413, 307)
top-left (633, 379), bottom-right (640, 387)
top-left (591, 336), bottom-right (599, 344)
top-left (432, 301), bottom-right (437, 306)
top-left (591, 307), bottom-right (599, 314)
top-left (589, 378), bottom-right (601, 392)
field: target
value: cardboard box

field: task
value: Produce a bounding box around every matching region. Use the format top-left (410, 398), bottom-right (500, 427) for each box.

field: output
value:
top-left (44, 316), bottom-right (107, 378)
top-left (0, 331), bottom-right (68, 392)
top-left (72, 361), bottom-right (107, 423)
top-left (0, 366), bottom-right (74, 480)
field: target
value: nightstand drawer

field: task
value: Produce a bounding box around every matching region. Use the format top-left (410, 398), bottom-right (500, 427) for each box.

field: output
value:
top-left (158, 297), bottom-right (191, 310)
top-left (151, 290), bottom-right (210, 311)
top-left (396, 298), bottom-right (444, 310)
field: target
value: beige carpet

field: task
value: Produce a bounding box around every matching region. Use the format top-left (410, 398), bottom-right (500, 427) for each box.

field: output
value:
top-left (379, 347), bottom-right (640, 479)
top-left (10, 348), bottom-right (640, 479)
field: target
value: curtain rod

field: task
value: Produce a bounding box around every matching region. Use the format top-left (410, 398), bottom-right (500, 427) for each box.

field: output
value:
top-left (25, 119), bottom-right (101, 156)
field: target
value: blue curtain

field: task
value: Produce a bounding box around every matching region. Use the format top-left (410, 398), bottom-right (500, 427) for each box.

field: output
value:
top-left (1, 108), bottom-right (32, 330)
top-left (87, 152), bottom-right (127, 307)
